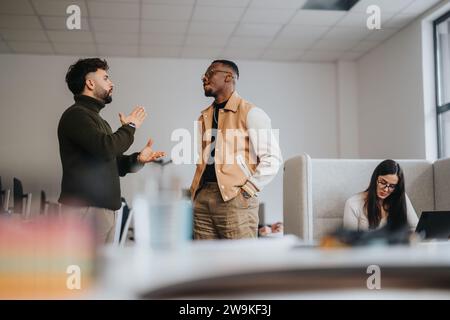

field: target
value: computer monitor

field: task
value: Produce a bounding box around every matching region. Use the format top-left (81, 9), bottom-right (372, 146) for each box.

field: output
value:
top-left (415, 211), bottom-right (450, 240)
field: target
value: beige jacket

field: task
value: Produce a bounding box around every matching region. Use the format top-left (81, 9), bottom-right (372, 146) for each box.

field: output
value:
top-left (190, 91), bottom-right (282, 202)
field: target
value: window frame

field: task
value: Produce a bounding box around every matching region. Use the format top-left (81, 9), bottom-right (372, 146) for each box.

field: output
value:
top-left (434, 10), bottom-right (450, 158)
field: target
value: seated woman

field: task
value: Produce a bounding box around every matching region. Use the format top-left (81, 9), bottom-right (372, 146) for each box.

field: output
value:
top-left (343, 159), bottom-right (418, 231)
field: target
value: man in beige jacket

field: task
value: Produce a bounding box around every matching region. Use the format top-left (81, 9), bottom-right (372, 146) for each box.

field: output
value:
top-left (191, 60), bottom-right (282, 239)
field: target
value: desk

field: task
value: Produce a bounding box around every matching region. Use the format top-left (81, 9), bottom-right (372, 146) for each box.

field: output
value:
top-left (93, 237), bottom-right (450, 299)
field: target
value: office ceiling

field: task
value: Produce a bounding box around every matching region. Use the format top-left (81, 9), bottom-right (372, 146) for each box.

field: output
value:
top-left (0, 0), bottom-right (443, 62)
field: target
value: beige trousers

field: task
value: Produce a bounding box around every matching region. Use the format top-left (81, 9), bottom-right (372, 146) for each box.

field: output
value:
top-left (62, 205), bottom-right (116, 244)
top-left (193, 182), bottom-right (259, 240)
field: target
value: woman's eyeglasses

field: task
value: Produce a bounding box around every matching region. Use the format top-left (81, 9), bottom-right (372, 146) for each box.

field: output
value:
top-left (377, 180), bottom-right (397, 191)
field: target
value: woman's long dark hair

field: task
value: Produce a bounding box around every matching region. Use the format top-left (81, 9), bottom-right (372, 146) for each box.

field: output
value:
top-left (364, 160), bottom-right (407, 230)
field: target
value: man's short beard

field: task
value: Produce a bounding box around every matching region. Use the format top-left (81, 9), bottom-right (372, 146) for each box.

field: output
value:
top-left (95, 88), bottom-right (112, 104)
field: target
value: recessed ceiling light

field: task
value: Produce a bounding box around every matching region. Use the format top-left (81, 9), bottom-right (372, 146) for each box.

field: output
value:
top-left (302, 0), bottom-right (360, 11)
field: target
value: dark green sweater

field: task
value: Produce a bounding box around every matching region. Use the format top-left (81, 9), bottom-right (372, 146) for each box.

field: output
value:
top-left (58, 95), bottom-right (143, 210)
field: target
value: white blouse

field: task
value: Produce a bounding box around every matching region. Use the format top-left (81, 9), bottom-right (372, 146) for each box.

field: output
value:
top-left (343, 192), bottom-right (419, 231)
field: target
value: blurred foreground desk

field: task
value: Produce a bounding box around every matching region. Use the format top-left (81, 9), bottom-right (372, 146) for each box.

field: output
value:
top-left (96, 237), bottom-right (450, 299)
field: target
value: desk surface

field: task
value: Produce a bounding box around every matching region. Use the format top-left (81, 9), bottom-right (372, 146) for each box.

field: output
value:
top-left (93, 237), bottom-right (450, 299)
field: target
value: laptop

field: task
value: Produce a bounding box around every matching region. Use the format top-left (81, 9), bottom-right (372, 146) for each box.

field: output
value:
top-left (415, 211), bottom-right (450, 240)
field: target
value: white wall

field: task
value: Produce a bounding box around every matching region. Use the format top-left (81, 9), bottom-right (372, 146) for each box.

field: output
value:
top-left (0, 54), bottom-right (339, 222)
top-left (356, 0), bottom-right (449, 160)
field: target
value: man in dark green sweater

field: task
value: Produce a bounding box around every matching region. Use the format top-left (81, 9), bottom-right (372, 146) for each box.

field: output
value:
top-left (58, 58), bottom-right (164, 243)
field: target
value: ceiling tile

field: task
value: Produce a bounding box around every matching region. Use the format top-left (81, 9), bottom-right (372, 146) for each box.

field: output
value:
top-left (88, 2), bottom-right (139, 19)
top-left (53, 42), bottom-right (96, 55)
top-left (95, 32), bottom-right (139, 45)
top-left (351, 0), bottom-right (414, 13)
top-left (228, 36), bottom-right (273, 48)
top-left (185, 34), bottom-right (228, 47)
top-left (32, 0), bottom-right (88, 16)
top-left (143, 0), bottom-right (195, 5)
top-left (140, 45), bottom-right (181, 57)
top-left (91, 18), bottom-right (139, 33)
top-left (349, 40), bottom-right (380, 52)
top-left (181, 46), bottom-right (222, 58)
top-left (188, 22), bottom-right (236, 36)
top-left (262, 48), bottom-right (303, 61)
top-left (364, 27), bottom-right (400, 41)
top-left (291, 10), bottom-right (346, 26)
top-left (192, 6), bottom-right (245, 22)
top-left (338, 51), bottom-right (366, 61)
top-left (47, 30), bottom-right (94, 43)
top-left (269, 35), bottom-right (316, 49)
top-left (142, 4), bottom-right (193, 20)
top-left (280, 24), bottom-right (329, 38)
top-left (220, 47), bottom-right (265, 59)
top-left (243, 8), bottom-right (294, 24)
top-left (98, 44), bottom-right (139, 57)
top-left (322, 26), bottom-right (372, 41)
top-left (235, 23), bottom-right (282, 37)
top-left (311, 38), bottom-right (359, 51)
top-left (141, 20), bottom-right (188, 33)
top-left (336, 11), bottom-right (395, 27)
top-left (42, 16), bottom-right (90, 30)
top-left (384, 13), bottom-right (417, 28)
top-left (8, 41), bottom-right (53, 54)
top-left (250, 0), bottom-right (307, 9)
top-left (300, 50), bottom-right (343, 62)
top-left (0, 15), bottom-right (42, 29)
top-left (197, 0), bottom-right (250, 6)
top-left (0, 29), bottom-right (48, 41)
top-left (0, 0), bottom-right (34, 15)
top-left (140, 33), bottom-right (184, 46)
top-left (402, 0), bottom-right (441, 14)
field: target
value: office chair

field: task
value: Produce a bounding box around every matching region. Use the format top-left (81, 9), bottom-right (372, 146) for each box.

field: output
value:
top-left (40, 190), bottom-right (62, 216)
top-left (13, 178), bottom-right (32, 218)
top-left (113, 197), bottom-right (134, 246)
top-left (0, 177), bottom-right (10, 213)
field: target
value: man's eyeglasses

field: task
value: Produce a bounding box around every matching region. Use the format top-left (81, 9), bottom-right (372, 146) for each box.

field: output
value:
top-left (377, 180), bottom-right (397, 191)
top-left (202, 69), bottom-right (234, 80)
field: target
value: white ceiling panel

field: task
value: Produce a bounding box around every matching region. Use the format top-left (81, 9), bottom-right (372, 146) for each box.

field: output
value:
top-left (384, 14), bottom-right (417, 28)
top-left (0, 0), bottom-right (34, 15)
top-left (181, 46), bottom-right (222, 58)
top-left (53, 42), bottom-right (96, 55)
top-left (42, 16), bottom-right (90, 31)
top-left (47, 30), bottom-right (94, 43)
top-left (140, 20), bottom-right (188, 33)
top-left (300, 50), bottom-right (343, 62)
top-left (235, 23), bottom-right (282, 37)
top-left (0, 29), bottom-right (48, 42)
top-left (220, 47), bottom-right (265, 59)
top-left (249, 0), bottom-right (307, 9)
top-left (291, 10), bottom-right (346, 26)
top-left (228, 36), bottom-right (273, 48)
top-left (312, 38), bottom-right (360, 51)
top-left (91, 18), bottom-right (139, 33)
top-left (98, 44), bottom-right (139, 57)
top-left (243, 8), bottom-right (294, 24)
top-left (270, 36), bottom-right (317, 49)
top-left (338, 50), bottom-right (366, 61)
top-left (351, 0), bottom-right (415, 13)
top-left (262, 48), bottom-right (304, 61)
top-left (142, 4), bottom-right (193, 20)
top-left (0, 15), bottom-right (42, 30)
top-left (192, 6), bottom-right (245, 22)
top-left (337, 11), bottom-right (395, 28)
top-left (185, 34), bottom-right (228, 47)
top-left (143, 0), bottom-right (195, 5)
top-left (140, 45), bottom-right (181, 57)
top-left (95, 32), bottom-right (139, 45)
top-left (8, 41), bottom-right (53, 54)
top-left (365, 27), bottom-right (400, 41)
top-left (140, 33), bottom-right (184, 46)
top-left (188, 22), bottom-right (236, 36)
top-left (32, 0), bottom-right (88, 16)
top-left (280, 24), bottom-right (330, 38)
top-left (88, 2), bottom-right (140, 19)
top-left (197, 0), bottom-right (251, 7)
top-left (349, 40), bottom-right (380, 52)
top-left (402, 0), bottom-right (442, 14)
top-left (322, 26), bottom-right (372, 41)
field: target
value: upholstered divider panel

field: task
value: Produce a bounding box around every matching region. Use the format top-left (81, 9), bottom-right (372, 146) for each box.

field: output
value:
top-left (433, 157), bottom-right (450, 210)
top-left (283, 154), bottom-right (312, 242)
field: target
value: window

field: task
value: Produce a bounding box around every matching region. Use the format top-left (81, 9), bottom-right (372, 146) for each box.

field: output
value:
top-left (435, 11), bottom-right (450, 158)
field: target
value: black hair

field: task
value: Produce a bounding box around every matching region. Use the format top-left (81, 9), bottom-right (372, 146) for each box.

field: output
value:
top-left (65, 58), bottom-right (109, 95)
top-left (364, 159), bottom-right (408, 230)
top-left (212, 59), bottom-right (239, 79)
